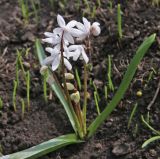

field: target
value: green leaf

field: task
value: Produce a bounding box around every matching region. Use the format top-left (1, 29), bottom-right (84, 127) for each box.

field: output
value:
top-left (87, 34), bottom-right (156, 138)
top-left (142, 136), bottom-right (160, 148)
top-left (2, 134), bottom-right (83, 159)
top-left (35, 39), bottom-right (81, 136)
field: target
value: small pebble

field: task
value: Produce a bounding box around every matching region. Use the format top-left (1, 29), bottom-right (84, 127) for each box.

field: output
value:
top-left (136, 90), bottom-right (142, 97)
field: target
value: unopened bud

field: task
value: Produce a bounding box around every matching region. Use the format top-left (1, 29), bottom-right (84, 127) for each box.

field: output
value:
top-left (65, 73), bottom-right (74, 80)
top-left (70, 91), bottom-right (80, 104)
top-left (91, 22), bottom-right (101, 36)
top-left (40, 65), bottom-right (48, 75)
top-left (86, 92), bottom-right (91, 99)
top-left (62, 82), bottom-right (75, 91)
top-left (23, 62), bottom-right (31, 68)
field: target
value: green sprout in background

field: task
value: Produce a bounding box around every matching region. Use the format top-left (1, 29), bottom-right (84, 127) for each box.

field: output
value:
top-left (26, 71), bottom-right (30, 110)
top-left (18, 0), bottom-right (29, 25)
top-left (0, 97), bottom-right (3, 110)
top-left (21, 98), bottom-right (25, 119)
top-left (117, 3), bottom-right (123, 39)
top-left (107, 55), bottom-right (114, 92)
top-left (12, 80), bottom-right (18, 112)
top-left (141, 115), bottom-right (160, 148)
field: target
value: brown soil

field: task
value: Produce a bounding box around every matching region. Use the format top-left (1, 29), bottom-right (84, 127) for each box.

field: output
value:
top-left (0, 0), bottom-right (160, 159)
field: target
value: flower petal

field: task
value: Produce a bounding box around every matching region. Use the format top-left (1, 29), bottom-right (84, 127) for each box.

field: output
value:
top-left (53, 27), bottom-right (62, 35)
top-left (73, 50), bottom-right (81, 61)
top-left (42, 38), bottom-right (53, 44)
top-left (46, 47), bottom-right (59, 55)
top-left (81, 47), bottom-right (89, 63)
top-left (76, 22), bottom-right (86, 32)
top-left (42, 56), bottom-right (55, 65)
top-left (83, 17), bottom-right (91, 32)
top-left (69, 28), bottom-right (83, 37)
top-left (68, 45), bottom-right (80, 51)
top-left (92, 22), bottom-right (100, 26)
top-left (57, 14), bottom-right (66, 27)
top-left (66, 20), bottom-right (77, 28)
top-left (52, 56), bottom-right (60, 71)
top-left (64, 32), bottom-right (74, 44)
top-left (64, 58), bottom-right (72, 70)
top-left (44, 32), bottom-right (54, 37)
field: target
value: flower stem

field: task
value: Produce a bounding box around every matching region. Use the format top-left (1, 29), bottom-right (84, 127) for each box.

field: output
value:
top-left (60, 32), bottom-right (73, 109)
top-left (60, 32), bottom-right (84, 138)
top-left (83, 37), bottom-right (90, 134)
top-left (83, 63), bottom-right (88, 134)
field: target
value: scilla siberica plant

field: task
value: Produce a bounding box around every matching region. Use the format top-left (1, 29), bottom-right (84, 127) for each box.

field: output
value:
top-left (1, 14), bottom-right (155, 159)
top-left (41, 14), bottom-right (101, 138)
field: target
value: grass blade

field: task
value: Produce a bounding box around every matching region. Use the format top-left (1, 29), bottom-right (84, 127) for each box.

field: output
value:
top-left (87, 34), bottom-right (156, 138)
top-left (2, 134), bottom-right (83, 159)
top-left (35, 39), bottom-right (81, 136)
top-left (142, 136), bottom-right (160, 148)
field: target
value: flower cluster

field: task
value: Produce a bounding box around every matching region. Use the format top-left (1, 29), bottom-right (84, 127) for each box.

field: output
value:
top-left (42, 14), bottom-right (101, 71)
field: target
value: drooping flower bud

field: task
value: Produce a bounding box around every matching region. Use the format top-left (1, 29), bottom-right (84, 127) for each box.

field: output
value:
top-left (70, 91), bottom-right (80, 104)
top-left (91, 22), bottom-right (101, 36)
top-left (40, 65), bottom-right (48, 75)
top-left (62, 82), bottom-right (75, 91)
top-left (65, 73), bottom-right (74, 80)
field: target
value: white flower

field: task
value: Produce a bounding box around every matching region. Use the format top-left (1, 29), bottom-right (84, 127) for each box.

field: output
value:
top-left (42, 32), bottom-right (61, 45)
top-left (76, 17), bottom-right (101, 40)
top-left (67, 45), bottom-right (89, 64)
top-left (53, 15), bottom-right (83, 44)
top-left (42, 44), bottom-right (72, 71)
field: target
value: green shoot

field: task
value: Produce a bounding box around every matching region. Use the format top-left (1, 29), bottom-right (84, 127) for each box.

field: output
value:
top-left (18, 0), bottom-right (29, 25)
top-left (127, 103), bottom-right (138, 129)
top-left (141, 115), bottom-right (160, 135)
top-left (97, 0), bottom-right (101, 8)
top-left (75, 68), bottom-right (82, 90)
top-left (108, 1), bottom-right (113, 12)
top-left (0, 97), bottom-right (3, 110)
top-left (94, 91), bottom-right (100, 115)
top-left (91, 6), bottom-right (96, 18)
top-left (142, 136), bottom-right (160, 148)
top-left (104, 85), bottom-right (108, 99)
top-left (145, 67), bottom-right (156, 88)
top-left (83, 0), bottom-right (91, 16)
top-left (49, 0), bottom-right (55, 9)
top-left (142, 112), bottom-right (160, 148)
top-left (13, 80), bottom-right (18, 112)
top-left (146, 111), bottom-right (150, 123)
top-left (151, 0), bottom-right (160, 6)
top-left (15, 54), bottom-right (20, 86)
top-left (133, 123), bottom-right (138, 137)
top-left (75, 0), bottom-right (80, 10)
top-left (43, 70), bottom-right (48, 103)
top-left (21, 98), bottom-right (25, 119)
top-left (117, 4), bottom-right (122, 39)
top-left (25, 48), bottom-right (31, 59)
top-left (59, 0), bottom-right (67, 11)
top-left (107, 55), bottom-right (114, 91)
top-left (30, 0), bottom-right (40, 25)
top-left (26, 71), bottom-right (30, 110)
top-left (93, 82), bottom-right (100, 102)
top-left (17, 50), bottom-right (27, 82)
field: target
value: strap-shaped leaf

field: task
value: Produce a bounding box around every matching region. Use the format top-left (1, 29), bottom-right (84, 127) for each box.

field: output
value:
top-left (1, 134), bottom-right (83, 159)
top-left (87, 34), bottom-right (156, 138)
top-left (35, 39), bottom-right (81, 136)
